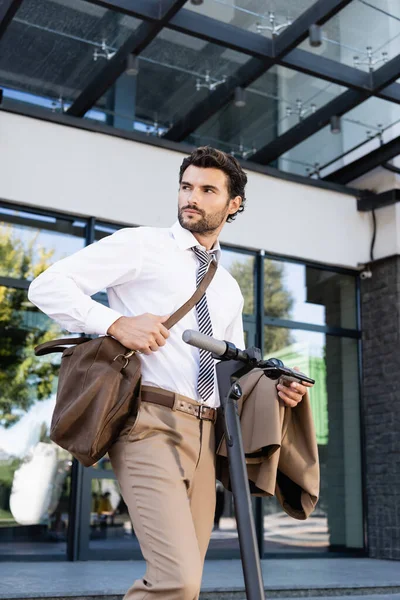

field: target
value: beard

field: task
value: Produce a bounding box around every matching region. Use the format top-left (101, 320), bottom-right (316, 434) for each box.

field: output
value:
top-left (178, 203), bottom-right (229, 234)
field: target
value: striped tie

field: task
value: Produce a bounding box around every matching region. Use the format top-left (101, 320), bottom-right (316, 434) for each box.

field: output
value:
top-left (192, 246), bottom-right (216, 402)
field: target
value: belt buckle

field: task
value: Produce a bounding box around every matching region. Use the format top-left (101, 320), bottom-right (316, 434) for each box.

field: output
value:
top-left (199, 404), bottom-right (214, 423)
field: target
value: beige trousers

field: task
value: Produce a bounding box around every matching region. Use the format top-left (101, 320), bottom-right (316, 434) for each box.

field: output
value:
top-left (109, 390), bottom-right (216, 600)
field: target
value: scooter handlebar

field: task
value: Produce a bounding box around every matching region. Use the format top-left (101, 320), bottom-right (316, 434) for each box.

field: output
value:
top-left (182, 329), bottom-right (228, 357)
top-left (182, 329), bottom-right (315, 385)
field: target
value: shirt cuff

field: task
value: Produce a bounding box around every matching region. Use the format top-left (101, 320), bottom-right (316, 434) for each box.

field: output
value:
top-left (85, 303), bottom-right (124, 336)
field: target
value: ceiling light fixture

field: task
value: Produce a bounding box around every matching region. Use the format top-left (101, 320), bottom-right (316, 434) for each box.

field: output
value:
top-left (126, 55), bottom-right (139, 76)
top-left (330, 115), bottom-right (341, 134)
top-left (309, 24), bottom-right (322, 47)
top-left (234, 87), bottom-right (246, 108)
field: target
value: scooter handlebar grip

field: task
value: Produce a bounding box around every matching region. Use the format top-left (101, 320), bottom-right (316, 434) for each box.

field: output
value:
top-left (182, 330), bottom-right (227, 357)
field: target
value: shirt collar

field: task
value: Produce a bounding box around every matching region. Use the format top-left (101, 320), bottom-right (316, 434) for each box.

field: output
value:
top-left (170, 221), bottom-right (221, 262)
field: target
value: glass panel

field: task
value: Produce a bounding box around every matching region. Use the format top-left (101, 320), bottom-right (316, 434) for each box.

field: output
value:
top-left (0, 207), bottom-right (86, 277)
top-left (280, 96), bottom-right (400, 177)
top-left (263, 259), bottom-right (357, 331)
top-left (187, 0), bottom-right (317, 37)
top-left (220, 250), bottom-right (255, 315)
top-left (0, 0), bottom-right (142, 110)
top-left (188, 66), bottom-right (345, 158)
top-left (0, 289), bottom-right (72, 558)
top-left (94, 29), bottom-right (248, 133)
top-left (263, 327), bottom-right (363, 552)
top-left (88, 477), bottom-right (139, 555)
top-left (207, 487), bottom-right (239, 556)
top-left (297, 0), bottom-right (400, 71)
top-left (94, 222), bottom-right (123, 242)
top-left (91, 454), bottom-right (114, 471)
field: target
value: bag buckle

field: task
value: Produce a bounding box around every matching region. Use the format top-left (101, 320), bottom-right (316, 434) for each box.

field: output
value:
top-left (113, 350), bottom-right (136, 369)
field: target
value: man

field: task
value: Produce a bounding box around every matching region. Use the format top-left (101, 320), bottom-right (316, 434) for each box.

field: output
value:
top-left (28, 146), bottom-right (311, 599)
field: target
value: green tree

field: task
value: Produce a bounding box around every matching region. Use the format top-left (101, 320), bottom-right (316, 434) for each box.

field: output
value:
top-left (0, 225), bottom-right (61, 428)
top-left (229, 258), bottom-right (294, 355)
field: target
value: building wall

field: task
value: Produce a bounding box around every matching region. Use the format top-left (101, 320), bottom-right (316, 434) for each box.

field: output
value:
top-left (1, 110), bottom-right (397, 270)
top-left (361, 255), bottom-right (400, 559)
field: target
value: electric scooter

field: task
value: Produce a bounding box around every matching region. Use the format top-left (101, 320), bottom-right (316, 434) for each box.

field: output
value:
top-left (183, 330), bottom-right (315, 600)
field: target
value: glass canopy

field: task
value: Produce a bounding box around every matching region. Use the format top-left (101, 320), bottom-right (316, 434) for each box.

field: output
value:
top-left (1, 0), bottom-right (399, 184)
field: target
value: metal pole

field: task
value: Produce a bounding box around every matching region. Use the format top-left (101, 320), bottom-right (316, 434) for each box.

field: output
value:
top-left (255, 250), bottom-right (265, 558)
top-left (217, 359), bottom-right (265, 600)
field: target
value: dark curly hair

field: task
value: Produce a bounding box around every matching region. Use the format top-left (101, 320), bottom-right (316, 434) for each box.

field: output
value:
top-left (179, 146), bottom-right (247, 223)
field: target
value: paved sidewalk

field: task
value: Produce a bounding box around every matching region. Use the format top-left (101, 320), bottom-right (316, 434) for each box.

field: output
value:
top-left (1, 558), bottom-right (400, 599)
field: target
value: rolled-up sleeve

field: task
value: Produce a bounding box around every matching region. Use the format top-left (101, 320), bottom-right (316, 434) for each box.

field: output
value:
top-left (28, 227), bottom-right (143, 335)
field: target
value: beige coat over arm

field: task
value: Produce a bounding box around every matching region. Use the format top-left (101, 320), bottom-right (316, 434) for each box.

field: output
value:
top-left (215, 369), bottom-right (320, 520)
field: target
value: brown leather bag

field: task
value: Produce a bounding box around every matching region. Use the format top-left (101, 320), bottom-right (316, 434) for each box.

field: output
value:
top-left (34, 259), bottom-right (217, 467)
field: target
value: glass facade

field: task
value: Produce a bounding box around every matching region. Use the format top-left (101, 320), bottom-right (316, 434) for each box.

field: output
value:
top-left (0, 208), bottom-right (87, 558)
top-left (0, 202), bottom-right (362, 560)
top-left (263, 328), bottom-right (362, 552)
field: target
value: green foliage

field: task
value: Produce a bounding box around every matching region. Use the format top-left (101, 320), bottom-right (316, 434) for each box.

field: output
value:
top-left (229, 258), bottom-right (294, 355)
top-left (0, 225), bottom-right (61, 428)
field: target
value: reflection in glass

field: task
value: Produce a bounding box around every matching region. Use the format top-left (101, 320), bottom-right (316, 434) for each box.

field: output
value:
top-left (263, 327), bottom-right (363, 552)
top-left (0, 211), bottom-right (85, 558)
top-left (207, 488), bottom-right (239, 556)
top-left (0, 208), bottom-right (85, 275)
top-left (263, 260), bottom-right (357, 330)
top-left (89, 477), bottom-right (137, 553)
top-left (220, 250), bottom-right (255, 315)
top-left (0, 289), bottom-right (72, 557)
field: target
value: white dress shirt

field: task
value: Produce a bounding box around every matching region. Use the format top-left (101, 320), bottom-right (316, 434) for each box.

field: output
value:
top-left (28, 221), bottom-right (245, 408)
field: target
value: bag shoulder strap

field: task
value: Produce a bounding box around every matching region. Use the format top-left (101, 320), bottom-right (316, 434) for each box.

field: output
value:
top-left (34, 258), bottom-right (218, 356)
top-left (35, 336), bottom-right (92, 356)
top-left (164, 257), bottom-right (217, 330)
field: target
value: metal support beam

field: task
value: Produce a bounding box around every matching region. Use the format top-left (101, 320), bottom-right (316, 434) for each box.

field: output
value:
top-left (67, 0), bottom-right (187, 118)
top-left (357, 188), bottom-right (400, 212)
top-left (170, 8), bottom-right (273, 59)
top-left (251, 89), bottom-right (362, 165)
top-left (378, 82), bottom-right (400, 104)
top-left (251, 52), bottom-right (400, 166)
top-left (84, 0), bottom-right (164, 22)
top-left (274, 0), bottom-right (353, 56)
top-left (371, 54), bottom-right (400, 91)
top-left (0, 0), bottom-right (23, 42)
top-left (381, 162), bottom-right (400, 175)
top-left (324, 134), bottom-right (400, 185)
top-left (281, 48), bottom-right (370, 92)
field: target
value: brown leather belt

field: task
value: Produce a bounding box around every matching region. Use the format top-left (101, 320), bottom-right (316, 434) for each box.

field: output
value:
top-left (141, 386), bottom-right (217, 424)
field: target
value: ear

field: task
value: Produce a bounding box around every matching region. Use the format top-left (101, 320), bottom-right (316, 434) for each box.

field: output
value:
top-left (228, 195), bottom-right (242, 215)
